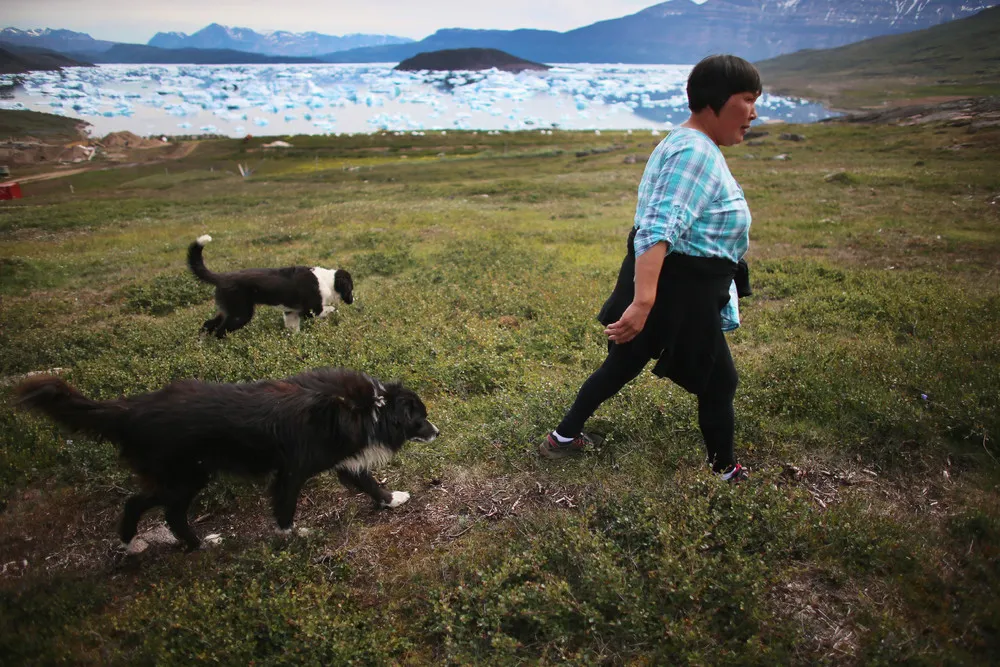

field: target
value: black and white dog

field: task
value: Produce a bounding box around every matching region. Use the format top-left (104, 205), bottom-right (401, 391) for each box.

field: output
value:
top-left (187, 235), bottom-right (354, 338)
top-left (16, 368), bottom-right (438, 552)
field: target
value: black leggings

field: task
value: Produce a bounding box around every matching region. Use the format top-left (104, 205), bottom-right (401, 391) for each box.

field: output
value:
top-left (556, 335), bottom-right (739, 472)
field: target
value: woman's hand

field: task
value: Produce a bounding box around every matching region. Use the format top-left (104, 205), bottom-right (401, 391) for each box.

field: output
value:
top-left (604, 301), bottom-right (652, 343)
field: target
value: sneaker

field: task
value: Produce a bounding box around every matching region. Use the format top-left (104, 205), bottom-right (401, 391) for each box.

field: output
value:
top-left (538, 432), bottom-right (593, 459)
top-left (720, 463), bottom-right (749, 483)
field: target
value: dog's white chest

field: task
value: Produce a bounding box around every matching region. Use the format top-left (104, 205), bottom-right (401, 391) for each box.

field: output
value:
top-left (334, 444), bottom-right (394, 475)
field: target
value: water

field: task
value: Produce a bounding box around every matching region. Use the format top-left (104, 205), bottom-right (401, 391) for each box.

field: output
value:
top-left (1, 63), bottom-right (838, 138)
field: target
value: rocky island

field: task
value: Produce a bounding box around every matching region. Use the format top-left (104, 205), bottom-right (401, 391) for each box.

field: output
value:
top-left (394, 48), bottom-right (550, 73)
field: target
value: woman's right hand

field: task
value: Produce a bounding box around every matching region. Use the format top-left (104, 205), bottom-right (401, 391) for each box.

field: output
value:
top-left (604, 301), bottom-right (652, 344)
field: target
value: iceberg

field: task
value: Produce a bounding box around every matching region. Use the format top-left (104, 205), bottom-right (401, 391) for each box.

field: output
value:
top-left (3, 62), bottom-right (836, 137)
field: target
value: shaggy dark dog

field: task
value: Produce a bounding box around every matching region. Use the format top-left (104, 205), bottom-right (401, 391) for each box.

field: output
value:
top-left (16, 368), bottom-right (438, 552)
top-left (187, 235), bottom-right (354, 338)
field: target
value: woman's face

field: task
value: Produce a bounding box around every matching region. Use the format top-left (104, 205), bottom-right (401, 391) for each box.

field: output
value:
top-left (714, 91), bottom-right (759, 146)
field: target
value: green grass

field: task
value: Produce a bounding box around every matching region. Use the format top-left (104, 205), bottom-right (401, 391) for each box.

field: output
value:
top-left (1, 122), bottom-right (999, 664)
top-left (0, 109), bottom-right (88, 140)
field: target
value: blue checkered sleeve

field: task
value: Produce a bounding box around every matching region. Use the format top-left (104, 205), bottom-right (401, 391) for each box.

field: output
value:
top-left (633, 143), bottom-right (723, 257)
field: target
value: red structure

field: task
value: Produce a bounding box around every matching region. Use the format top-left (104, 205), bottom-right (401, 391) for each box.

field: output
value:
top-left (0, 182), bottom-right (22, 200)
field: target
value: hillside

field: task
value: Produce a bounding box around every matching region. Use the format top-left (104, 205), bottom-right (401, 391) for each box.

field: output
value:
top-left (757, 5), bottom-right (1000, 109)
top-left (395, 48), bottom-right (549, 73)
top-left (0, 109), bottom-right (88, 140)
top-left (0, 42), bottom-right (90, 74)
top-left (1, 123), bottom-right (999, 666)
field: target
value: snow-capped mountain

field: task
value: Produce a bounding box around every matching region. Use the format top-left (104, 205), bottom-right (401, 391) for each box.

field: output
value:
top-left (324, 0), bottom-right (998, 64)
top-left (0, 27), bottom-right (116, 53)
top-left (147, 23), bottom-right (413, 57)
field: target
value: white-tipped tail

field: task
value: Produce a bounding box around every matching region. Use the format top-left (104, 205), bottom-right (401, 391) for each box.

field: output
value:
top-left (196, 234), bottom-right (213, 246)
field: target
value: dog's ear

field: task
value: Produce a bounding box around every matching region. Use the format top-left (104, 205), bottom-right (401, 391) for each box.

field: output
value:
top-left (395, 389), bottom-right (425, 424)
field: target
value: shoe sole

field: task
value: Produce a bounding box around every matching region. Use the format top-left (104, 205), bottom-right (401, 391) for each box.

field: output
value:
top-left (538, 442), bottom-right (583, 459)
top-left (537, 433), bottom-right (604, 459)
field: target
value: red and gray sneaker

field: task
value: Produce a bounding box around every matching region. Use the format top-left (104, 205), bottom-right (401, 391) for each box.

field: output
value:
top-left (538, 432), bottom-right (593, 459)
top-left (720, 463), bottom-right (749, 483)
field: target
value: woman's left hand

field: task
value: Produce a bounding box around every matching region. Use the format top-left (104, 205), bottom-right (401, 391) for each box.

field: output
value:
top-left (604, 302), bottom-right (651, 343)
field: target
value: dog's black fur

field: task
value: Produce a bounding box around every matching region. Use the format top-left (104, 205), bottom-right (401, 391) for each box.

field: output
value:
top-left (16, 369), bottom-right (437, 551)
top-left (187, 235), bottom-right (354, 338)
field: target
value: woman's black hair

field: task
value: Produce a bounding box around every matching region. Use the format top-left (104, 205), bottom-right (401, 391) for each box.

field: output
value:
top-left (686, 54), bottom-right (762, 115)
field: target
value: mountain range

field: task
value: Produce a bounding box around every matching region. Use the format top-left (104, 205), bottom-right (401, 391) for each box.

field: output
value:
top-left (3, 0), bottom-right (998, 66)
top-left (321, 0), bottom-right (1000, 64)
top-left (147, 24), bottom-right (413, 56)
top-left (0, 25), bottom-right (410, 59)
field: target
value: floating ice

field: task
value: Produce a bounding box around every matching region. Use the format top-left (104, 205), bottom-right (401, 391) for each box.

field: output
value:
top-left (6, 63), bottom-right (838, 137)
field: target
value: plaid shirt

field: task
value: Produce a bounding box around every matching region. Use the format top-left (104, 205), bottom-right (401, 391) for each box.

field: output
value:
top-left (633, 127), bottom-right (752, 330)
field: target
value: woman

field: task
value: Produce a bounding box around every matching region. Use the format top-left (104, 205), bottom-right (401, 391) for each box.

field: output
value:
top-left (539, 54), bottom-right (760, 483)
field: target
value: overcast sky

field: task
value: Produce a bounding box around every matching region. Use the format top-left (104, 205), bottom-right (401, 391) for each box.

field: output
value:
top-left (5, 0), bottom-right (710, 43)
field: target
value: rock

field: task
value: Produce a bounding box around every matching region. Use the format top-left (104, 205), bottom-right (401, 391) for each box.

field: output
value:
top-left (744, 130), bottom-right (769, 140)
top-left (772, 153), bottom-right (791, 161)
top-left (824, 170), bottom-right (857, 185)
top-left (745, 139), bottom-right (767, 146)
top-left (623, 154), bottom-right (637, 164)
top-left (779, 133), bottom-right (806, 141)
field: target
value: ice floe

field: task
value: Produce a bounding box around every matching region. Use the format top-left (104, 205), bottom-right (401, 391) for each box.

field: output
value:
top-left (7, 63), bottom-right (839, 137)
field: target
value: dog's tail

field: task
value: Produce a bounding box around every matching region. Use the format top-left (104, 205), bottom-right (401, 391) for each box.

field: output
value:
top-left (187, 235), bottom-right (218, 285)
top-left (15, 375), bottom-right (126, 441)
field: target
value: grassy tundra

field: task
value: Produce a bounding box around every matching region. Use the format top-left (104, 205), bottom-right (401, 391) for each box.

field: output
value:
top-left (1, 122), bottom-right (999, 664)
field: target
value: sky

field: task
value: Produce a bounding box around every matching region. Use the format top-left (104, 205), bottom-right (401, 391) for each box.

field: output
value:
top-left (5, 0), bottom-right (710, 43)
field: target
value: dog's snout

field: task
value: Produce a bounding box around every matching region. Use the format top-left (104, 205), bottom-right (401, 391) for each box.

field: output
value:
top-left (413, 421), bottom-right (439, 443)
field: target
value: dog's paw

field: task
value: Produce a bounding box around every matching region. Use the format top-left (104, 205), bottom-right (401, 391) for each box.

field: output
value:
top-left (124, 537), bottom-right (149, 555)
top-left (143, 525), bottom-right (179, 546)
top-left (385, 491), bottom-right (410, 509)
top-left (274, 526), bottom-right (309, 538)
top-left (203, 533), bottom-right (223, 547)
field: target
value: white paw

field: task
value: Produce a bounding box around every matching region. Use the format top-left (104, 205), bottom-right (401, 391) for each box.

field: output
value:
top-left (143, 525), bottom-right (179, 545)
top-left (274, 526), bottom-right (309, 537)
top-left (125, 537), bottom-right (149, 555)
top-left (203, 533), bottom-right (223, 546)
top-left (386, 491), bottom-right (410, 508)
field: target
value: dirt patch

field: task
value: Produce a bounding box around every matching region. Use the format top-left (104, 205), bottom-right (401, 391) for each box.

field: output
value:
top-left (0, 484), bottom-right (121, 582)
top-left (0, 466), bottom-right (586, 586)
top-left (98, 131), bottom-right (166, 151)
top-left (9, 140), bottom-right (199, 184)
top-left (769, 565), bottom-right (872, 663)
